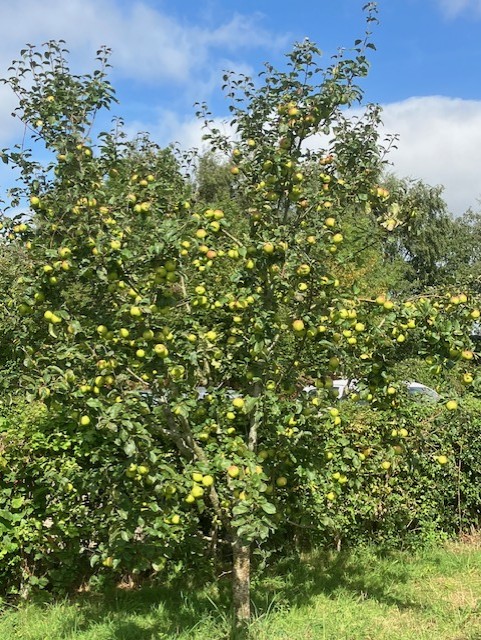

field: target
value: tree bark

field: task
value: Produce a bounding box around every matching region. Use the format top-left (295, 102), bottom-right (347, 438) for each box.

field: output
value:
top-left (231, 537), bottom-right (251, 638)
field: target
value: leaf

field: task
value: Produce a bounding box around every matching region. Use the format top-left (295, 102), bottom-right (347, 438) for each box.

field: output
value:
top-left (11, 496), bottom-right (24, 509)
top-left (48, 324), bottom-right (57, 339)
top-left (123, 441), bottom-right (137, 456)
top-left (244, 396), bottom-right (258, 413)
top-left (261, 502), bottom-right (276, 515)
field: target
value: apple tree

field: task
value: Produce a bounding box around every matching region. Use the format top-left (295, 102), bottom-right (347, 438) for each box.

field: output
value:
top-left (1, 10), bottom-right (479, 635)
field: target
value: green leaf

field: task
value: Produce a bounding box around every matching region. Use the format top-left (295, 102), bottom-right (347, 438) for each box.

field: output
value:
top-left (261, 501), bottom-right (276, 515)
top-left (11, 496), bottom-right (24, 509)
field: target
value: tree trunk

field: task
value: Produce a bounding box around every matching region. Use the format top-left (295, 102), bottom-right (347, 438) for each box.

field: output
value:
top-left (231, 537), bottom-right (251, 638)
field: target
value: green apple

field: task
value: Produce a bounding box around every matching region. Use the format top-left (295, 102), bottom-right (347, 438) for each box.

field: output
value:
top-left (191, 485), bottom-right (204, 499)
top-left (153, 343), bottom-right (169, 357)
top-left (232, 397), bottom-right (245, 409)
top-left (202, 475), bottom-right (214, 487)
top-left (292, 319), bottom-right (305, 333)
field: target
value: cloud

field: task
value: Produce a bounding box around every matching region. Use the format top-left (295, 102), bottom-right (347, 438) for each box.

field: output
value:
top-left (379, 96), bottom-right (481, 216)
top-left (0, 0), bottom-right (287, 154)
top-left (436, 0), bottom-right (481, 17)
top-left (125, 110), bottom-right (235, 155)
top-left (127, 96), bottom-right (481, 218)
top-left (0, 0), bottom-right (287, 85)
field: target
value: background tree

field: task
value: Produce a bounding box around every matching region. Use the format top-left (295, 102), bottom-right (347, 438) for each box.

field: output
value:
top-left (380, 175), bottom-right (455, 292)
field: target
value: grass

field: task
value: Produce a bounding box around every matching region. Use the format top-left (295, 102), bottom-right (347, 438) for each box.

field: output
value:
top-left (3, 538), bottom-right (481, 639)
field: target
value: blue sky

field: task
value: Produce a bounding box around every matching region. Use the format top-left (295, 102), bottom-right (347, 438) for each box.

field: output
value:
top-left (1, 0), bottom-right (481, 215)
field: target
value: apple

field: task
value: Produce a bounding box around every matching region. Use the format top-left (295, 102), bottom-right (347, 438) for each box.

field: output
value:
top-left (381, 461), bottom-right (391, 470)
top-left (436, 455), bottom-right (448, 465)
top-left (191, 485), bottom-right (204, 499)
top-left (192, 472), bottom-right (203, 483)
top-left (232, 397), bottom-right (245, 410)
top-left (153, 343), bottom-right (169, 358)
top-left (328, 356), bottom-right (340, 370)
top-left (202, 475), bottom-right (214, 487)
top-left (130, 306), bottom-right (142, 318)
top-left (332, 233), bottom-right (343, 244)
top-left (227, 465), bottom-right (240, 478)
top-left (297, 264), bottom-right (311, 276)
top-left (276, 476), bottom-right (288, 487)
top-left (263, 242), bottom-right (275, 254)
top-left (292, 319), bottom-right (305, 333)
top-left (80, 416), bottom-right (91, 426)
top-left (446, 400), bottom-right (458, 411)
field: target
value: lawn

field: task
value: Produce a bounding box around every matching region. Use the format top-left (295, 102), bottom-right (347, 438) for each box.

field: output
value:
top-left (2, 539), bottom-right (481, 639)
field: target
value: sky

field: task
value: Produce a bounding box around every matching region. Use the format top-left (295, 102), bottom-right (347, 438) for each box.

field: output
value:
top-left (1, 0), bottom-right (481, 216)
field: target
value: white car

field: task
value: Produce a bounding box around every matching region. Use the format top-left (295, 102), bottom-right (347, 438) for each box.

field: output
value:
top-left (303, 379), bottom-right (440, 402)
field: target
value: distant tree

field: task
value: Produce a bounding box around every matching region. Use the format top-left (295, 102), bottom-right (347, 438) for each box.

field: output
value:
top-left (380, 175), bottom-right (455, 292)
top-left (194, 152), bottom-right (233, 206)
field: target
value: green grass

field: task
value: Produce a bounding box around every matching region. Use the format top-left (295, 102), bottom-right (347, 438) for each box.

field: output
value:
top-left (3, 539), bottom-right (481, 639)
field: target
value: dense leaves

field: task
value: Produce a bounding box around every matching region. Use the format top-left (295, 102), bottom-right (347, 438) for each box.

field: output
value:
top-left (0, 9), bottom-right (480, 630)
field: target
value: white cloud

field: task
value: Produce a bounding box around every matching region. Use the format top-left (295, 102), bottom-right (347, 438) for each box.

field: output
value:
top-left (0, 0), bottom-right (286, 154)
top-left (0, 85), bottom-right (21, 143)
top-left (0, 0), bottom-right (286, 85)
top-left (125, 110), bottom-right (235, 155)
top-left (379, 96), bottom-right (481, 216)
top-left (129, 96), bottom-right (481, 218)
top-left (436, 0), bottom-right (481, 17)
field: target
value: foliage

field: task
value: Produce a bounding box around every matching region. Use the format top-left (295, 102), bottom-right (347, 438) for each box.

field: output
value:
top-left (378, 175), bottom-right (455, 292)
top-left (0, 7), bottom-right (480, 630)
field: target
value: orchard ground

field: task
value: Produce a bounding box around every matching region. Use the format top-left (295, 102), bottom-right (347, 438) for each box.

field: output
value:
top-left (2, 539), bottom-right (481, 639)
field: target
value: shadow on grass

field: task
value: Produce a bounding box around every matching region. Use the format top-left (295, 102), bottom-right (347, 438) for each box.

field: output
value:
top-left (43, 578), bottom-right (233, 639)
top-left (251, 546), bottom-right (420, 617)
top-left (24, 547), bottom-right (430, 639)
